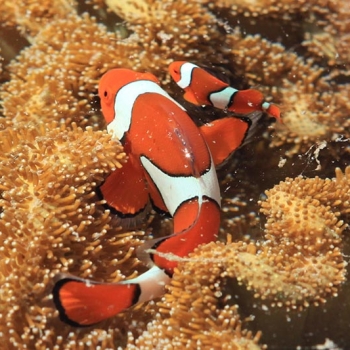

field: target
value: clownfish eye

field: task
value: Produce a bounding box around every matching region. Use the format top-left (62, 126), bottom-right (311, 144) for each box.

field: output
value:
top-left (104, 91), bottom-right (108, 97)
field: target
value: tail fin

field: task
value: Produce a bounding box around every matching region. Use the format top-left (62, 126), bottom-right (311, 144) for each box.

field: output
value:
top-left (265, 103), bottom-right (281, 122)
top-left (53, 275), bottom-right (140, 327)
top-left (53, 266), bottom-right (170, 326)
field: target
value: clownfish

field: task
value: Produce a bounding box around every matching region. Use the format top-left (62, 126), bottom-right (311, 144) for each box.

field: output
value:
top-left (52, 67), bottom-right (255, 327)
top-left (169, 61), bottom-right (281, 122)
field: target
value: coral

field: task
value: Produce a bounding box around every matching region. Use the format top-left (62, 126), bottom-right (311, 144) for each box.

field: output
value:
top-left (0, 52), bottom-right (3, 81)
top-left (130, 167), bottom-right (350, 349)
top-left (303, 31), bottom-right (350, 67)
top-left (224, 34), bottom-right (350, 158)
top-left (0, 12), bottom-right (140, 127)
top-left (203, 0), bottom-right (350, 159)
top-left (256, 174), bottom-right (348, 307)
top-left (237, 168), bottom-right (350, 307)
top-left (221, 169), bottom-right (350, 311)
top-left (265, 167), bottom-right (350, 217)
top-left (103, 0), bottom-right (229, 83)
top-left (0, 121), bottom-right (151, 349)
top-left (205, 0), bottom-right (328, 17)
top-left (0, 0), bottom-right (76, 39)
top-left (2, 0), bottom-right (348, 160)
top-left (0, 0), bottom-right (350, 348)
top-left (0, 0), bottom-right (229, 128)
top-left (128, 261), bottom-right (263, 350)
top-left (124, 169), bottom-right (350, 349)
top-left (270, 74), bottom-right (350, 157)
top-left (133, 167), bottom-right (350, 349)
top-left (302, 0), bottom-right (350, 67)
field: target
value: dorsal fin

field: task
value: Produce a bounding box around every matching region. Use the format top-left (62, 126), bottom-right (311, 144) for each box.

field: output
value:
top-left (199, 117), bottom-right (250, 167)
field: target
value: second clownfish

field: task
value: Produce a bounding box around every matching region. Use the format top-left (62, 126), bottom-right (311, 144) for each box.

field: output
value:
top-left (169, 61), bottom-right (281, 122)
top-left (52, 66), bottom-right (258, 327)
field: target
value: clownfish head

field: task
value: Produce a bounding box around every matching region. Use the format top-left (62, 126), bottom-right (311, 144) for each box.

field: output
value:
top-left (169, 61), bottom-right (205, 105)
top-left (98, 68), bottom-right (159, 124)
top-left (168, 61), bottom-right (186, 84)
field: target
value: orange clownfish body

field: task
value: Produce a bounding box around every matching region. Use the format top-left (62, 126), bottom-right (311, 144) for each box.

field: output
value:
top-left (53, 68), bottom-right (253, 327)
top-left (169, 61), bottom-right (281, 122)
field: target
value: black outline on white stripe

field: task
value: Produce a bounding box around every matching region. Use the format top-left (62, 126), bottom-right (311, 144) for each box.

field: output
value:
top-left (207, 86), bottom-right (229, 107)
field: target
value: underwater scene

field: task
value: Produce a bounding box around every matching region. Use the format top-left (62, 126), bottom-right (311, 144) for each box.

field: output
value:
top-left (0, 0), bottom-right (349, 349)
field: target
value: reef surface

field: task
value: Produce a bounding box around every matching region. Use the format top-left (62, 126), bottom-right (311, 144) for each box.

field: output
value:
top-left (0, 0), bottom-right (349, 349)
